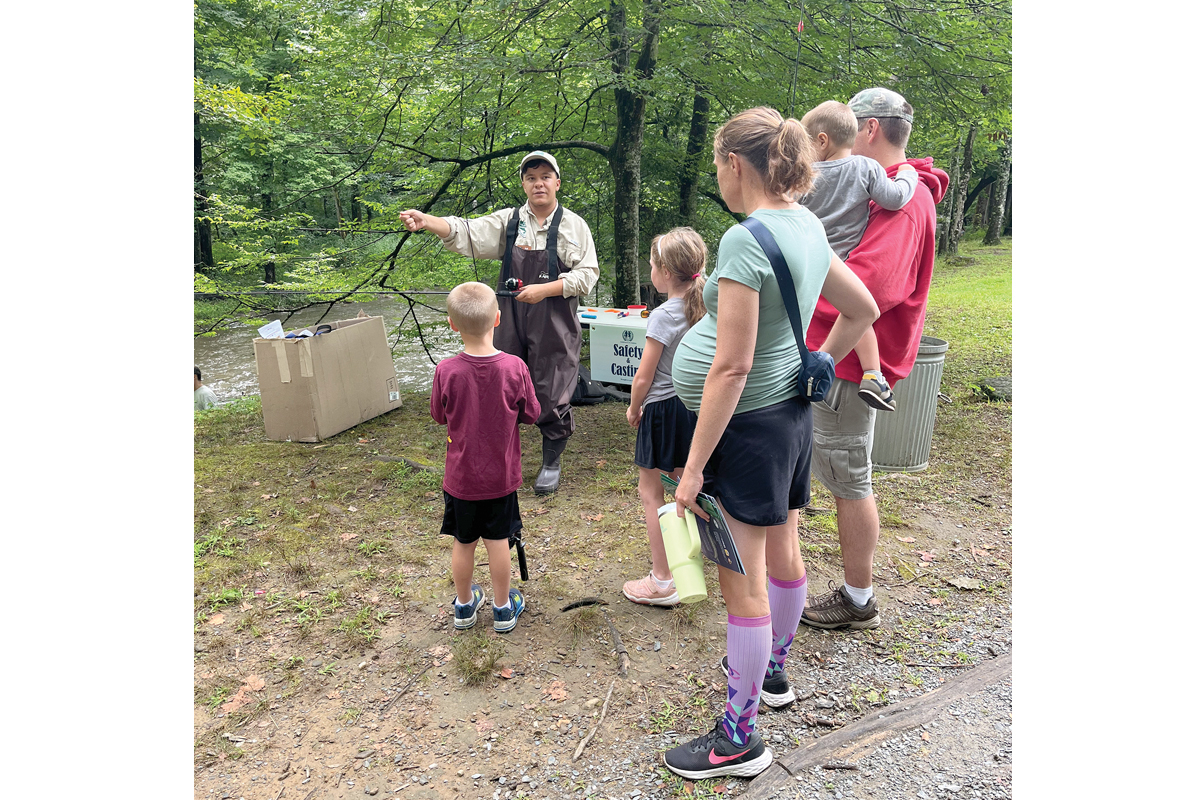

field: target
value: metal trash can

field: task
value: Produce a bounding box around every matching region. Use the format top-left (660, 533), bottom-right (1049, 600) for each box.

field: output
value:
top-left (871, 335), bottom-right (948, 472)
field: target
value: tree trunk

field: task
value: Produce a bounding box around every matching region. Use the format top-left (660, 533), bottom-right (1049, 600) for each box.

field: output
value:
top-left (351, 186), bottom-right (362, 222)
top-left (984, 138), bottom-right (1011, 245)
top-left (946, 123), bottom-right (977, 255)
top-left (194, 113), bottom-right (215, 271)
top-left (607, 0), bottom-right (661, 308)
top-left (678, 88), bottom-right (710, 227)
top-left (977, 185), bottom-right (991, 231)
top-left (331, 187), bottom-right (346, 239)
top-left (261, 167), bottom-right (276, 284)
top-left (1003, 171), bottom-right (1012, 235)
top-left (938, 135), bottom-right (962, 256)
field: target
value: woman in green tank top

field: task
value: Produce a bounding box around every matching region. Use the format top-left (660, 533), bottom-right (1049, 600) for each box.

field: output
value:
top-left (661, 107), bottom-right (879, 781)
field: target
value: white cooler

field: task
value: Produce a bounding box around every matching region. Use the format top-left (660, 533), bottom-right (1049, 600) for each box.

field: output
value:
top-left (578, 306), bottom-right (649, 385)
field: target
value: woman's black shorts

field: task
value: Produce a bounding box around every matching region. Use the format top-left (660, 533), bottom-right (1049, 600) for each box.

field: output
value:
top-left (634, 395), bottom-right (698, 471)
top-left (701, 396), bottom-right (812, 527)
top-left (440, 490), bottom-right (522, 544)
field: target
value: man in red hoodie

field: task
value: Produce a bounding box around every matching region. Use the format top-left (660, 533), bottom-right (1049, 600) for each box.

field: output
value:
top-left (801, 87), bottom-right (950, 630)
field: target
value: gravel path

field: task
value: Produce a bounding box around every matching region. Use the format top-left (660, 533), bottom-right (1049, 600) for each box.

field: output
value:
top-left (346, 617), bottom-right (1012, 800)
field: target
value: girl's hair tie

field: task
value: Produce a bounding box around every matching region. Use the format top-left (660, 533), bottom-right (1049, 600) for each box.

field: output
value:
top-left (691, 272), bottom-right (701, 280)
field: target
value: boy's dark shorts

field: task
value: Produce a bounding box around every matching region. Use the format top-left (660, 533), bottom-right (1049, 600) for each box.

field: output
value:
top-left (440, 490), bottom-right (523, 544)
top-left (634, 395), bottom-right (697, 471)
top-left (702, 397), bottom-right (812, 527)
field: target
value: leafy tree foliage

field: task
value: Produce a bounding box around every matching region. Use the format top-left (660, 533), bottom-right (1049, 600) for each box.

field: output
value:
top-left (195, 0), bottom-right (1011, 331)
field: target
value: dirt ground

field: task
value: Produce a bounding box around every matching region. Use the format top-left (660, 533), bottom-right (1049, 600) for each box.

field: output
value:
top-left (194, 384), bottom-right (1011, 800)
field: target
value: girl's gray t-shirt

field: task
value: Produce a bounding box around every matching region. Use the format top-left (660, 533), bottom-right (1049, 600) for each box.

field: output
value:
top-left (642, 297), bottom-right (690, 407)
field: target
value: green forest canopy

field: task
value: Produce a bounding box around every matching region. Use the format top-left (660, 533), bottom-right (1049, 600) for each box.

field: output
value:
top-left (194, 0), bottom-right (1011, 332)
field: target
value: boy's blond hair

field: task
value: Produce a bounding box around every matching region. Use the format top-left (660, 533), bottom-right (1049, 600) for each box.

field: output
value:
top-left (447, 282), bottom-right (499, 336)
top-left (801, 101), bottom-right (858, 151)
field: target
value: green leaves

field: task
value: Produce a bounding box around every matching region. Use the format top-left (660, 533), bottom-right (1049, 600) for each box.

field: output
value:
top-left (195, 0), bottom-right (1010, 330)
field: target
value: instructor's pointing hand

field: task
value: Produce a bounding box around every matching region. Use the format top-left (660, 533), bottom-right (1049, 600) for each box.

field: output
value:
top-left (399, 210), bottom-right (427, 232)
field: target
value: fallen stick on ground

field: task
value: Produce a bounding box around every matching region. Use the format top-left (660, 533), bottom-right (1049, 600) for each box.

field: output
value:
top-left (600, 607), bottom-right (630, 677)
top-left (906, 661), bottom-right (973, 669)
top-left (383, 661), bottom-right (433, 712)
top-left (561, 597), bottom-right (606, 612)
top-left (746, 653), bottom-right (1013, 798)
top-left (803, 714), bottom-right (839, 727)
top-left (573, 679), bottom-right (616, 761)
top-left (560, 597), bottom-right (629, 676)
top-left (371, 454), bottom-right (441, 473)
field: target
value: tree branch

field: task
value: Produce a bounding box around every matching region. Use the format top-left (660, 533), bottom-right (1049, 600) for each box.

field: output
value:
top-left (701, 189), bottom-right (743, 223)
top-left (963, 176), bottom-right (997, 217)
top-left (391, 139), bottom-right (610, 167)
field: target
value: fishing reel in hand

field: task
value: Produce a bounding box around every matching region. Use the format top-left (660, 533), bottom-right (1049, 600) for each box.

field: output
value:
top-left (497, 277), bottom-right (524, 298)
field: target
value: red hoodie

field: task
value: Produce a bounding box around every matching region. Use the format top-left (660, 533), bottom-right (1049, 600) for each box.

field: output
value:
top-left (806, 157), bottom-right (950, 385)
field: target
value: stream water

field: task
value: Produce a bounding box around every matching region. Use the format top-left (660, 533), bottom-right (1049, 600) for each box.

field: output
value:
top-left (192, 297), bottom-right (459, 403)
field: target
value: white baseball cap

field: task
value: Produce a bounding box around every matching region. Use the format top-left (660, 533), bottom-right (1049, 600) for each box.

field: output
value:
top-left (519, 151), bottom-right (560, 177)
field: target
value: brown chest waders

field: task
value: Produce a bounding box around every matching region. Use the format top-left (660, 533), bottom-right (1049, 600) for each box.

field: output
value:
top-left (495, 205), bottom-right (579, 494)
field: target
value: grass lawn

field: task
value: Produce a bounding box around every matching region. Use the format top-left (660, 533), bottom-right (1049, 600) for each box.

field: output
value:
top-left (923, 236), bottom-right (1013, 397)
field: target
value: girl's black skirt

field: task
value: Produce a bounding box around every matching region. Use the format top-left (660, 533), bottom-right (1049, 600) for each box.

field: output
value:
top-left (634, 394), bottom-right (698, 471)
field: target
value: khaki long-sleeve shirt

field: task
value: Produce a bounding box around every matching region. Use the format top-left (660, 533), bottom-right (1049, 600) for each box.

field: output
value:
top-left (438, 202), bottom-right (599, 298)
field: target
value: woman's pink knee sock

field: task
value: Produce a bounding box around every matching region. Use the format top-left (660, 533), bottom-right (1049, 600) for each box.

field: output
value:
top-left (766, 574), bottom-right (807, 677)
top-left (723, 613), bottom-right (771, 746)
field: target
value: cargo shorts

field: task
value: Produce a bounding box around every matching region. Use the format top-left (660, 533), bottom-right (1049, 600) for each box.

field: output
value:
top-left (811, 378), bottom-right (875, 500)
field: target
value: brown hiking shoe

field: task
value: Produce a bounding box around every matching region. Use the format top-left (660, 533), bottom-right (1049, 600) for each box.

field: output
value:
top-left (799, 582), bottom-right (880, 630)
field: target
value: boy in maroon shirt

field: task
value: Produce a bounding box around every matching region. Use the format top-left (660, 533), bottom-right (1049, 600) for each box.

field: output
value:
top-left (431, 282), bottom-right (541, 632)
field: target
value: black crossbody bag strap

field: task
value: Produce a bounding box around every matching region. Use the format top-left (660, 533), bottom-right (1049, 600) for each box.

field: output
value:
top-left (739, 217), bottom-right (815, 374)
top-left (545, 204), bottom-right (565, 281)
top-left (500, 206), bottom-right (522, 284)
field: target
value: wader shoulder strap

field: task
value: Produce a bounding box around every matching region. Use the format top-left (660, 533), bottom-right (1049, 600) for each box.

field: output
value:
top-left (546, 205), bottom-right (565, 281)
top-left (500, 206), bottom-right (522, 283)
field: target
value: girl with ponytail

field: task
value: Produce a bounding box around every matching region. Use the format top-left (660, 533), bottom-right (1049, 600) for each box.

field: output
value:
top-left (620, 227), bottom-right (709, 608)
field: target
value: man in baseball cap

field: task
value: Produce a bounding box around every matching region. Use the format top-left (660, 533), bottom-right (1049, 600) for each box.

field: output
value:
top-left (519, 150), bottom-right (560, 177)
top-left (801, 88), bottom-right (949, 631)
top-left (847, 87), bottom-right (914, 123)
top-left (399, 150), bottom-right (598, 495)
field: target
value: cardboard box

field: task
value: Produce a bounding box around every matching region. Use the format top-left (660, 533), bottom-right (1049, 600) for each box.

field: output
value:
top-left (253, 316), bottom-right (402, 442)
top-left (577, 306), bottom-right (649, 385)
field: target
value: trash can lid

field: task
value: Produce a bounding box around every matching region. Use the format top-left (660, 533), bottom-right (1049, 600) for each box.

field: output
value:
top-left (918, 335), bottom-right (949, 354)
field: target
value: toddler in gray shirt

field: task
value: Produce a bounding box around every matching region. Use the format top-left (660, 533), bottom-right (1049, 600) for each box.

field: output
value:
top-left (799, 100), bottom-right (918, 412)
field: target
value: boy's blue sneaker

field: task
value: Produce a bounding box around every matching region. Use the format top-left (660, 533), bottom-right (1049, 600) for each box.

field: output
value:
top-left (454, 585), bottom-right (486, 630)
top-left (858, 371), bottom-right (897, 412)
top-left (492, 588), bottom-right (525, 633)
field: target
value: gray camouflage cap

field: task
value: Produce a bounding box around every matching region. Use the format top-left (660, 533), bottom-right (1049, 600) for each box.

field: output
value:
top-left (848, 88), bottom-right (913, 124)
